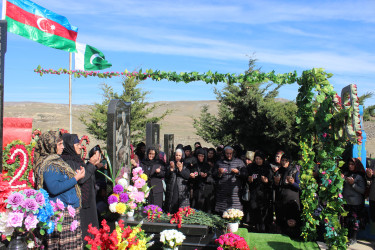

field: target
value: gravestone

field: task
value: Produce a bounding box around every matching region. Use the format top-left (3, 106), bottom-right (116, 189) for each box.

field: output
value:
top-left (146, 122), bottom-right (160, 150)
top-left (0, 20), bottom-right (7, 172)
top-left (107, 99), bottom-right (131, 179)
top-left (164, 134), bottom-right (174, 162)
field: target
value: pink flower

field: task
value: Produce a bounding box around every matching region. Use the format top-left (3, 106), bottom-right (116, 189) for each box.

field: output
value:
top-left (132, 167), bottom-right (143, 176)
top-left (55, 199), bottom-right (65, 210)
top-left (7, 211), bottom-right (24, 228)
top-left (331, 227), bottom-right (334, 231)
top-left (67, 205), bottom-right (76, 218)
top-left (328, 179), bottom-right (332, 184)
top-left (50, 200), bottom-right (58, 212)
top-left (24, 214), bottom-right (38, 231)
top-left (322, 171), bottom-right (326, 175)
top-left (322, 133), bottom-right (327, 138)
top-left (129, 202), bottom-right (137, 210)
top-left (70, 220), bottom-right (78, 232)
top-left (338, 193), bottom-right (343, 199)
top-left (134, 178), bottom-right (146, 189)
top-left (134, 192), bottom-right (145, 203)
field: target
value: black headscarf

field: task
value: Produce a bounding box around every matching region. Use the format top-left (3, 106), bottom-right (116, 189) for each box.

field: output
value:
top-left (61, 133), bottom-right (85, 170)
top-left (142, 147), bottom-right (160, 167)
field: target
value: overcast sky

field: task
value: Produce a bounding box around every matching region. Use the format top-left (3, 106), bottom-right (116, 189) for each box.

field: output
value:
top-left (2, 0), bottom-right (374, 106)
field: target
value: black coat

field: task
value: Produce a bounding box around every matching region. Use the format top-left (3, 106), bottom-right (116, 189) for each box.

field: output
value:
top-left (213, 157), bottom-right (245, 213)
top-left (246, 162), bottom-right (273, 210)
top-left (190, 161), bottom-right (215, 212)
top-left (141, 159), bottom-right (165, 208)
top-left (274, 165), bottom-right (300, 208)
top-left (164, 161), bottom-right (190, 213)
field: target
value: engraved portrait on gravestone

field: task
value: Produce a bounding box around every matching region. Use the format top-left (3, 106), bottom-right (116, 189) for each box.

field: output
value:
top-left (107, 100), bottom-right (131, 179)
top-left (116, 110), bottom-right (131, 175)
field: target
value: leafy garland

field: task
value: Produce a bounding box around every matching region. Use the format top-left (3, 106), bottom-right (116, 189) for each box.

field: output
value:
top-left (34, 65), bottom-right (297, 85)
top-left (296, 68), bottom-right (350, 249)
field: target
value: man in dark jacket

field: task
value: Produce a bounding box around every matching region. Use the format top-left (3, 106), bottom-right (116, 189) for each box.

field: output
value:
top-left (213, 146), bottom-right (245, 215)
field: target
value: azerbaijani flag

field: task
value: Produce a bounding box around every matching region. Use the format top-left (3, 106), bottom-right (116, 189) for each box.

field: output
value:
top-left (5, 0), bottom-right (78, 52)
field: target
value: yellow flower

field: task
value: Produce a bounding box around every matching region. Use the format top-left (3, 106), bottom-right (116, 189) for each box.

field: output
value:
top-left (140, 174), bottom-right (148, 181)
top-left (116, 203), bottom-right (127, 214)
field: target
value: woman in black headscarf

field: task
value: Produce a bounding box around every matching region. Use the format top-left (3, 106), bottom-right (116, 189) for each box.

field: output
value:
top-left (247, 151), bottom-right (273, 232)
top-left (164, 148), bottom-right (190, 213)
top-left (61, 133), bottom-right (98, 244)
top-left (140, 147), bottom-right (166, 208)
top-left (341, 158), bottom-right (367, 245)
top-left (191, 148), bottom-right (215, 213)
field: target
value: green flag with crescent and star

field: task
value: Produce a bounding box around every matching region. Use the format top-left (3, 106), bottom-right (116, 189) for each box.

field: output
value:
top-left (75, 42), bottom-right (112, 71)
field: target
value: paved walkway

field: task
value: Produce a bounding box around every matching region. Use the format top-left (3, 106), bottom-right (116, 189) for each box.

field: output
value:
top-left (317, 240), bottom-right (375, 250)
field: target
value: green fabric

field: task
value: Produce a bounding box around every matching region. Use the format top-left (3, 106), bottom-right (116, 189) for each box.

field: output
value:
top-left (6, 17), bottom-right (77, 53)
top-left (84, 44), bottom-right (112, 70)
top-left (235, 228), bottom-right (320, 250)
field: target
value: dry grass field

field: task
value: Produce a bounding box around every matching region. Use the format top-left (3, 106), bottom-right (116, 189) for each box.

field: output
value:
top-left (4, 101), bottom-right (375, 159)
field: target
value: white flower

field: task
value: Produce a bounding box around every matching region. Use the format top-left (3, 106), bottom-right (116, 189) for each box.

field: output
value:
top-left (109, 203), bottom-right (118, 213)
top-left (117, 178), bottom-right (128, 188)
top-left (27, 241), bottom-right (35, 248)
top-left (0, 211), bottom-right (14, 236)
top-left (123, 172), bottom-right (128, 179)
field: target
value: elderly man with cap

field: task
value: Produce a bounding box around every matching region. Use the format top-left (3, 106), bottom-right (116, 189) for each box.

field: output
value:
top-left (213, 146), bottom-right (246, 215)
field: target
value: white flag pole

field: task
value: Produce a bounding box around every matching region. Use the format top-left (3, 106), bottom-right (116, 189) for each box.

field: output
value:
top-left (2, 0), bottom-right (7, 19)
top-left (69, 52), bottom-right (72, 133)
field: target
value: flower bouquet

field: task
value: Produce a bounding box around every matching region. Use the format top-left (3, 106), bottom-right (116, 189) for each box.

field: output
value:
top-left (222, 208), bottom-right (244, 223)
top-left (215, 233), bottom-right (250, 250)
top-left (160, 229), bottom-right (186, 250)
top-left (85, 219), bottom-right (154, 250)
top-left (143, 204), bottom-right (163, 221)
top-left (107, 169), bottom-right (151, 216)
top-left (0, 188), bottom-right (78, 247)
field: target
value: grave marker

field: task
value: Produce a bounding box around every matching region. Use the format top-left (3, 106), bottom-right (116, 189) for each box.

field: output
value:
top-left (107, 99), bottom-right (131, 179)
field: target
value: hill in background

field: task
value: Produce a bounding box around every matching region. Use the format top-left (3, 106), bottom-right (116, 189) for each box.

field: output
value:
top-left (4, 101), bottom-right (375, 158)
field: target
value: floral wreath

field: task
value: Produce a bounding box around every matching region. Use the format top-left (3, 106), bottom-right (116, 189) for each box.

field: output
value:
top-left (79, 135), bottom-right (90, 160)
top-left (2, 140), bottom-right (33, 189)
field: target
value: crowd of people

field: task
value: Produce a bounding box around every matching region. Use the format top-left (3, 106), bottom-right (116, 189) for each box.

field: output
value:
top-left (134, 142), bottom-right (373, 245)
top-left (31, 131), bottom-right (374, 249)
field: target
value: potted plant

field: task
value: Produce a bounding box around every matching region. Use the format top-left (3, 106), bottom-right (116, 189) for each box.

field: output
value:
top-left (160, 229), bottom-right (186, 250)
top-left (222, 208), bottom-right (244, 233)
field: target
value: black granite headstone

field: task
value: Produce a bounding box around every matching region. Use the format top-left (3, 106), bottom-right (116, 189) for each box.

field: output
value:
top-left (145, 122), bottom-right (160, 150)
top-left (164, 134), bottom-right (174, 162)
top-left (107, 99), bottom-right (131, 179)
top-left (0, 21), bottom-right (7, 172)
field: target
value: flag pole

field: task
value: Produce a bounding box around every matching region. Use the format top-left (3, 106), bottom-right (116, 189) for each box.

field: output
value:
top-left (69, 52), bottom-right (72, 133)
top-left (2, 0), bottom-right (7, 19)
